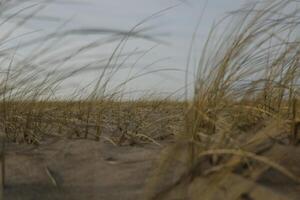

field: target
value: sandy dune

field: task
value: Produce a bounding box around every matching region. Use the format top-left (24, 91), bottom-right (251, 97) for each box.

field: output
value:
top-left (4, 138), bottom-right (163, 200)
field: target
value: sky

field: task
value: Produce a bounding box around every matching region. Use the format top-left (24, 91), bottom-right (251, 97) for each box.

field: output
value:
top-left (6, 0), bottom-right (248, 99)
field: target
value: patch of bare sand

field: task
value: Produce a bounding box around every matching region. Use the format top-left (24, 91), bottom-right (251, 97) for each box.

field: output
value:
top-left (4, 138), bottom-right (164, 200)
top-left (3, 138), bottom-right (300, 200)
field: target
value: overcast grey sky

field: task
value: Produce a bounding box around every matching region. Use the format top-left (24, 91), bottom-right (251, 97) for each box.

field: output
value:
top-left (13, 0), bottom-right (248, 98)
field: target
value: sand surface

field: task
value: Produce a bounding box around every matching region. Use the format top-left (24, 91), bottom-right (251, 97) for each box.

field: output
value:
top-left (4, 138), bottom-right (163, 200)
top-left (3, 137), bottom-right (300, 200)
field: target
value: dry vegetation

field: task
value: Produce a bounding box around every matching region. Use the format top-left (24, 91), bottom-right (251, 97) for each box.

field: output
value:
top-left (0, 0), bottom-right (300, 200)
top-left (1, 100), bottom-right (184, 145)
top-left (146, 0), bottom-right (300, 199)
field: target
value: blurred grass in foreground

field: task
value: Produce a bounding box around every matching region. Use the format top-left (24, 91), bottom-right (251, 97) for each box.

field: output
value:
top-left (146, 1), bottom-right (300, 199)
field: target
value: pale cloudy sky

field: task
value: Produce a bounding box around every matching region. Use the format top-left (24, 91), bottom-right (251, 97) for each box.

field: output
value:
top-left (10, 0), bottom-right (248, 98)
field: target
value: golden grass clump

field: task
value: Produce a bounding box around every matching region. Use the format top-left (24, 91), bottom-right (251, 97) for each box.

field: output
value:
top-left (146, 0), bottom-right (300, 199)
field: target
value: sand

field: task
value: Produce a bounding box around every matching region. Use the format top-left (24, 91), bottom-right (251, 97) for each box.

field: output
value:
top-left (3, 137), bottom-right (300, 200)
top-left (4, 137), bottom-right (163, 200)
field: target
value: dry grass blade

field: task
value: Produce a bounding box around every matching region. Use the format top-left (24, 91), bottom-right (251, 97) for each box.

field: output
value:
top-left (45, 166), bottom-right (58, 187)
top-left (135, 134), bottom-right (162, 147)
top-left (197, 148), bottom-right (300, 183)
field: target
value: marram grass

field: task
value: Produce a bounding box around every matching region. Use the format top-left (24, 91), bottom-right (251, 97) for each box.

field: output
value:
top-left (145, 0), bottom-right (300, 199)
